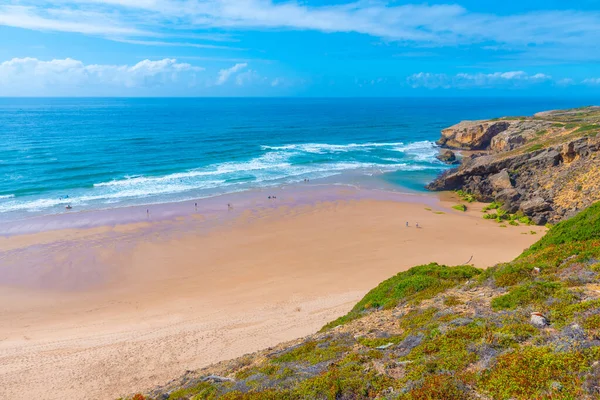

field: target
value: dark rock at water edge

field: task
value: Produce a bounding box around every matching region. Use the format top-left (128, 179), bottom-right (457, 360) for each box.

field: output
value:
top-left (436, 149), bottom-right (460, 165)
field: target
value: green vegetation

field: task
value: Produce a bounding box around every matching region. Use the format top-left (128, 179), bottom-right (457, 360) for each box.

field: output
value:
top-left (482, 201), bottom-right (501, 212)
top-left (481, 203), bottom-right (534, 226)
top-left (481, 347), bottom-right (600, 399)
top-left (126, 202), bottom-right (600, 400)
top-left (491, 281), bottom-right (563, 310)
top-left (526, 143), bottom-right (544, 152)
top-left (523, 201), bottom-right (600, 255)
top-left (322, 263), bottom-right (481, 330)
top-left (356, 335), bottom-right (406, 349)
top-left (273, 339), bottom-right (351, 365)
top-left (443, 295), bottom-right (462, 307)
top-left (574, 124), bottom-right (599, 134)
top-left (451, 204), bottom-right (466, 212)
top-left (455, 189), bottom-right (475, 203)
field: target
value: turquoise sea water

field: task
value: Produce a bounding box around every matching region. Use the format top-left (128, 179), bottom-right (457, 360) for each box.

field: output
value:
top-left (0, 97), bottom-right (592, 222)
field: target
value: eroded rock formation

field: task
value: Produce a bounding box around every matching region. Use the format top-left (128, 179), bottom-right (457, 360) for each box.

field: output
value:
top-left (428, 107), bottom-right (600, 224)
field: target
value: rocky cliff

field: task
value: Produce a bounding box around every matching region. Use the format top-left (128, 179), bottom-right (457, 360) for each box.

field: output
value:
top-left (428, 106), bottom-right (600, 225)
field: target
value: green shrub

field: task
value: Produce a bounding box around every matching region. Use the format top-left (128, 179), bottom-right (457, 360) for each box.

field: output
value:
top-left (322, 263), bottom-right (481, 330)
top-left (291, 354), bottom-right (397, 399)
top-left (406, 374), bottom-right (467, 400)
top-left (455, 190), bottom-right (475, 203)
top-left (481, 346), bottom-right (598, 399)
top-left (523, 201), bottom-right (600, 256)
top-left (518, 216), bottom-right (532, 225)
top-left (574, 124), bottom-right (599, 133)
top-left (443, 295), bottom-right (463, 307)
top-left (357, 335), bottom-right (406, 349)
top-left (583, 314), bottom-right (600, 331)
top-left (407, 323), bottom-right (488, 372)
top-left (482, 202), bottom-right (501, 212)
top-left (273, 339), bottom-right (350, 365)
top-left (491, 281), bottom-right (562, 310)
top-left (526, 143), bottom-right (544, 152)
top-left (452, 204), bottom-right (467, 212)
top-left (167, 382), bottom-right (219, 399)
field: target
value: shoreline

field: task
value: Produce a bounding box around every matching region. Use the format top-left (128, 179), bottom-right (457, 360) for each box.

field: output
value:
top-left (0, 188), bottom-right (546, 399)
top-left (0, 163), bottom-right (442, 235)
top-left (0, 181), bottom-right (436, 237)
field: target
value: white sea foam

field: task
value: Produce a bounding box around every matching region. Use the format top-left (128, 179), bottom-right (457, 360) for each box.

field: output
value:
top-left (1, 140), bottom-right (445, 215)
top-left (392, 141), bottom-right (440, 163)
top-left (0, 194), bottom-right (15, 199)
top-left (261, 142), bottom-right (405, 154)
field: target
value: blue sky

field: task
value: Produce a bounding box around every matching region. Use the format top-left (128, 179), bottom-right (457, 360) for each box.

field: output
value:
top-left (0, 0), bottom-right (599, 96)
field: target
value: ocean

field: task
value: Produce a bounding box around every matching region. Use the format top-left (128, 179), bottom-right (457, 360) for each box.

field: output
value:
top-left (0, 97), bottom-right (592, 223)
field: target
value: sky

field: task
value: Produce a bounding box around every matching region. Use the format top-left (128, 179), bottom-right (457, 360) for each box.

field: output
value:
top-left (0, 0), bottom-right (599, 96)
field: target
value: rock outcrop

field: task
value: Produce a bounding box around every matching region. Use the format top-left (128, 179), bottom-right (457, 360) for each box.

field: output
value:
top-left (428, 107), bottom-right (600, 224)
top-left (435, 149), bottom-right (459, 164)
top-left (437, 121), bottom-right (510, 150)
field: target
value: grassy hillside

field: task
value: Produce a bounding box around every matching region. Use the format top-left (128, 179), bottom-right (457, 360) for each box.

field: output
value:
top-left (126, 203), bottom-right (600, 400)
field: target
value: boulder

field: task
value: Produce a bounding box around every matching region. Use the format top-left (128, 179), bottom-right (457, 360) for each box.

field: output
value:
top-left (489, 169), bottom-right (513, 191)
top-left (495, 188), bottom-right (521, 213)
top-left (529, 149), bottom-right (562, 168)
top-left (561, 142), bottom-right (577, 163)
top-left (531, 312), bottom-right (549, 328)
top-left (532, 213), bottom-right (548, 225)
top-left (520, 197), bottom-right (551, 215)
top-left (436, 149), bottom-right (459, 164)
top-left (495, 188), bottom-right (520, 204)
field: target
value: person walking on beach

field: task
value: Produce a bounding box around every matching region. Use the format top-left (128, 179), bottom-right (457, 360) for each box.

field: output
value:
top-left (146, 209), bottom-right (150, 218)
top-left (227, 203), bottom-right (233, 211)
top-left (416, 222), bottom-right (420, 228)
top-left (195, 202), bottom-right (197, 211)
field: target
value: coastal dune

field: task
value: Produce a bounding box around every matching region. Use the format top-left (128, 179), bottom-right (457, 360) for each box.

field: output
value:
top-left (0, 194), bottom-right (545, 400)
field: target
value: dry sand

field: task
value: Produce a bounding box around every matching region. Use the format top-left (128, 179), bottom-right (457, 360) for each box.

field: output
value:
top-left (0, 196), bottom-right (545, 400)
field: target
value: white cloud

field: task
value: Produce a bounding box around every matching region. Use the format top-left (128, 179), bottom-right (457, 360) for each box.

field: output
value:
top-left (0, 5), bottom-right (145, 36)
top-left (111, 38), bottom-right (242, 50)
top-left (407, 71), bottom-right (553, 89)
top-left (235, 69), bottom-right (265, 86)
top-left (0, 57), bottom-right (204, 94)
top-left (583, 78), bottom-right (600, 85)
top-left (216, 63), bottom-right (247, 85)
top-left (557, 78), bottom-right (575, 86)
top-left (1, 1), bottom-right (600, 60)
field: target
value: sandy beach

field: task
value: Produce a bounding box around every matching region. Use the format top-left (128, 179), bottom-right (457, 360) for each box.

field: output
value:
top-left (0, 187), bottom-right (546, 400)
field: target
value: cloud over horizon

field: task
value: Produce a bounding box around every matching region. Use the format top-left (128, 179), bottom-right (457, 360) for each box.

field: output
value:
top-left (216, 63), bottom-right (248, 85)
top-left (0, 58), bottom-right (204, 95)
top-left (407, 71), bottom-right (555, 89)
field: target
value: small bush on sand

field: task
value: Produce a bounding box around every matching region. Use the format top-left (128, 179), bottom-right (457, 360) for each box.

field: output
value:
top-left (455, 190), bottom-right (476, 203)
top-left (452, 204), bottom-right (467, 212)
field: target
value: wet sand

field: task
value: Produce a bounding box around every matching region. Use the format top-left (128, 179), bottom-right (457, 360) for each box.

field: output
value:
top-left (0, 188), bottom-right (545, 399)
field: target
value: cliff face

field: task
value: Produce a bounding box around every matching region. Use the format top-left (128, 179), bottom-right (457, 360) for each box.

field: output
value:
top-left (428, 106), bottom-right (600, 225)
